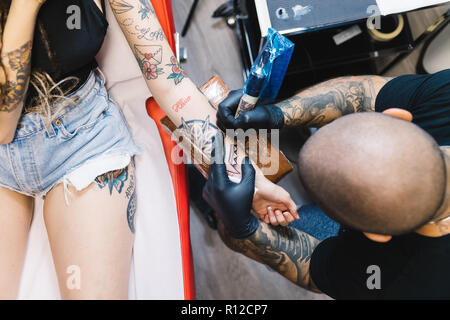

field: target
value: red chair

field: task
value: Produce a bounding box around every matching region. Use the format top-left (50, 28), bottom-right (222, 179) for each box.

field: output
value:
top-left (146, 0), bottom-right (195, 300)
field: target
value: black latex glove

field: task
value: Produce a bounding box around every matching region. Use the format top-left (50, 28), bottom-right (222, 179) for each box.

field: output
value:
top-left (202, 132), bottom-right (259, 239)
top-left (217, 90), bottom-right (285, 131)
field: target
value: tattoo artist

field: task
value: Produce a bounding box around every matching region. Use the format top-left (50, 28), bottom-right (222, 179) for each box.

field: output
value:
top-left (204, 70), bottom-right (450, 299)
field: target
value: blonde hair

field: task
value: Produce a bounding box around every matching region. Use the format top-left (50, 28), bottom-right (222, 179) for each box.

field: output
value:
top-left (26, 72), bottom-right (79, 125)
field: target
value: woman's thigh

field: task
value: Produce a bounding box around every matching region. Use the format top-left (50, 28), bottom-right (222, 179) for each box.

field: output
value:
top-left (0, 187), bottom-right (33, 299)
top-left (43, 163), bottom-right (136, 300)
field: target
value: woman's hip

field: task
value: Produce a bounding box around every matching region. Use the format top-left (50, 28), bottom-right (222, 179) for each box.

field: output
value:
top-left (0, 70), bottom-right (140, 197)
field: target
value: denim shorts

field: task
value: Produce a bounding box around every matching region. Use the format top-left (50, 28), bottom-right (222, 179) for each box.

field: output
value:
top-left (0, 69), bottom-right (140, 199)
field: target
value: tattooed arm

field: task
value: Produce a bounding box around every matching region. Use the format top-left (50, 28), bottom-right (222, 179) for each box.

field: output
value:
top-left (110, 0), bottom-right (299, 221)
top-left (219, 220), bottom-right (321, 292)
top-left (0, 0), bottom-right (43, 144)
top-left (278, 76), bottom-right (392, 128)
top-left (203, 143), bottom-right (320, 292)
top-left (109, 0), bottom-right (206, 127)
top-left (217, 76), bottom-right (392, 131)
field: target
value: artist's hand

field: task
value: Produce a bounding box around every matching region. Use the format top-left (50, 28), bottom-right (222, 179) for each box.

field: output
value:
top-left (217, 90), bottom-right (285, 130)
top-left (254, 174), bottom-right (299, 226)
top-left (203, 135), bottom-right (259, 239)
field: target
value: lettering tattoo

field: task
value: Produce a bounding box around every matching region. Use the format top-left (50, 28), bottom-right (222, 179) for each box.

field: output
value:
top-left (125, 165), bottom-right (136, 200)
top-left (127, 190), bottom-right (137, 233)
top-left (134, 26), bottom-right (165, 41)
top-left (126, 162), bottom-right (137, 233)
top-left (95, 167), bottom-right (129, 195)
top-left (167, 56), bottom-right (186, 85)
top-left (219, 222), bottom-right (321, 291)
top-left (277, 76), bottom-right (391, 127)
top-left (110, 0), bottom-right (135, 14)
top-left (119, 18), bottom-right (165, 41)
top-left (0, 41), bottom-right (33, 112)
top-left (172, 96), bottom-right (191, 112)
top-left (134, 45), bottom-right (164, 80)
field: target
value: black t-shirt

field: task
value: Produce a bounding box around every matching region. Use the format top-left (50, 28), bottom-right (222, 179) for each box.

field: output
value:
top-left (376, 69), bottom-right (450, 146)
top-left (31, 0), bottom-right (108, 86)
top-left (309, 69), bottom-right (450, 299)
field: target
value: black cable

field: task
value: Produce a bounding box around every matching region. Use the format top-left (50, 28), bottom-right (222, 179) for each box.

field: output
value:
top-left (181, 0), bottom-right (200, 37)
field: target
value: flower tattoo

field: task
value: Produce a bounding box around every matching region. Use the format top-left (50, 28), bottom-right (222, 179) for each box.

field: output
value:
top-left (141, 60), bottom-right (163, 80)
top-left (167, 56), bottom-right (187, 85)
top-left (134, 45), bottom-right (164, 80)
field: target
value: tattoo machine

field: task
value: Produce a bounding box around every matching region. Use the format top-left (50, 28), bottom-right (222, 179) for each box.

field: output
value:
top-left (160, 76), bottom-right (294, 183)
top-left (235, 28), bottom-right (294, 117)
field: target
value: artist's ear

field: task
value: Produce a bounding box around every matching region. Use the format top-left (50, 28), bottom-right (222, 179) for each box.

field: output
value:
top-left (363, 232), bottom-right (392, 243)
top-left (382, 108), bottom-right (413, 122)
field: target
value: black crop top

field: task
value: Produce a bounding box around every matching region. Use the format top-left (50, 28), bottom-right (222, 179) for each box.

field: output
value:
top-left (31, 0), bottom-right (108, 89)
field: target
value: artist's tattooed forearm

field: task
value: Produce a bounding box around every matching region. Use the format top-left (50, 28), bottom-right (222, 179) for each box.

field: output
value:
top-left (95, 167), bottom-right (129, 195)
top-left (0, 41), bottom-right (32, 112)
top-left (167, 56), bottom-right (186, 85)
top-left (277, 76), bottom-right (391, 127)
top-left (220, 222), bottom-right (320, 291)
top-left (134, 44), bottom-right (164, 80)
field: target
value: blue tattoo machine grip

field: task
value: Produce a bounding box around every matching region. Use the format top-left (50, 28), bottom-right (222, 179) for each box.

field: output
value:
top-left (235, 28), bottom-right (295, 117)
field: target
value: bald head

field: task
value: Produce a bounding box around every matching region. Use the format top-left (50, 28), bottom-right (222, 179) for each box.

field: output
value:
top-left (298, 113), bottom-right (446, 235)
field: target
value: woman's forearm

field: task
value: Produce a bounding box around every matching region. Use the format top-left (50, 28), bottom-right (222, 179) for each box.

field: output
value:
top-left (0, 0), bottom-right (42, 142)
top-left (111, 1), bottom-right (299, 219)
top-left (110, 0), bottom-right (250, 179)
top-left (1, 0), bottom-right (41, 110)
